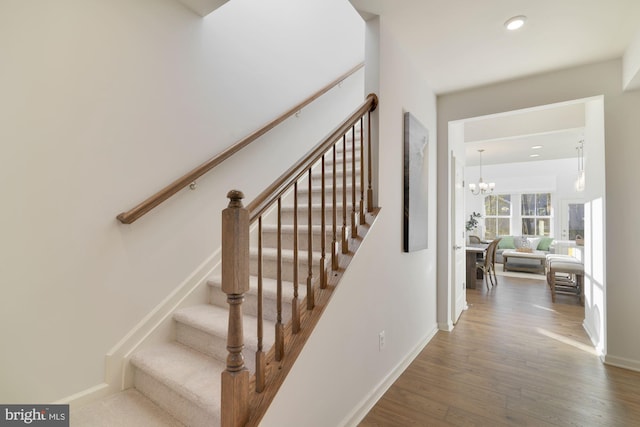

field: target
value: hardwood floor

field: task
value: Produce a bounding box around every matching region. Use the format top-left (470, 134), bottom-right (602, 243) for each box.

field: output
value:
top-left (359, 274), bottom-right (640, 426)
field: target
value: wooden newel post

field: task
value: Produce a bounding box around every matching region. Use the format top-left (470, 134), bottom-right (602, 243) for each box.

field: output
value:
top-left (221, 190), bottom-right (250, 427)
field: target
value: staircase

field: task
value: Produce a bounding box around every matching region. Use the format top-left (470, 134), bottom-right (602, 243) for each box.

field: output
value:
top-left (72, 116), bottom-right (375, 426)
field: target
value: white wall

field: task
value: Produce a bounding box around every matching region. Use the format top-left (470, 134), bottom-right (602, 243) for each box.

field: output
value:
top-left (0, 0), bottom-right (364, 403)
top-left (582, 97), bottom-right (606, 356)
top-left (261, 15), bottom-right (439, 427)
top-left (465, 158), bottom-right (585, 238)
top-left (623, 29), bottom-right (640, 90)
top-left (438, 59), bottom-right (640, 371)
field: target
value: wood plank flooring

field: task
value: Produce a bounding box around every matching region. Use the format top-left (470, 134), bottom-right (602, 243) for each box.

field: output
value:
top-left (359, 274), bottom-right (640, 426)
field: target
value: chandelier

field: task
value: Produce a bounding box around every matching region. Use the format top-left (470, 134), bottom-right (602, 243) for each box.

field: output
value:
top-left (469, 149), bottom-right (495, 195)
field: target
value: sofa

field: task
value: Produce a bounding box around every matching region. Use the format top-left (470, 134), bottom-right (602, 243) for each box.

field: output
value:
top-left (494, 235), bottom-right (554, 265)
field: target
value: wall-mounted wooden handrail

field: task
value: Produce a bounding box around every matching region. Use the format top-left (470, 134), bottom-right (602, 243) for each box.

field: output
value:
top-left (116, 62), bottom-right (364, 224)
top-left (246, 93), bottom-right (378, 221)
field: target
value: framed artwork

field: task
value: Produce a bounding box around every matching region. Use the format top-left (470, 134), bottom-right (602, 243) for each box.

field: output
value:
top-left (403, 112), bottom-right (429, 252)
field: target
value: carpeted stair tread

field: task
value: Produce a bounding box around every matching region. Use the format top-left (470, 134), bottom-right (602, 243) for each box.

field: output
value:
top-left (70, 389), bottom-right (184, 427)
top-left (174, 304), bottom-right (227, 337)
top-left (307, 164), bottom-right (360, 173)
top-left (299, 182), bottom-right (360, 193)
top-left (282, 202), bottom-right (351, 214)
top-left (262, 224), bottom-right (325, 232)
top-left (173, 304), bottom-right (276, 351)
top-left (281, 202), bottom-right (346, 211)
top-left (130, 342), bottom-right (224, 416)
top-left (207, 275), bottom-right (307, 299)
top-left (250, 246), bottom-right (322, 261)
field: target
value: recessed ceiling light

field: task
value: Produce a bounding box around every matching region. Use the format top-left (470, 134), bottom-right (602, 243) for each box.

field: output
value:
top-left (531, 145), bottom-right (543, 149)
top-left (505, 15), bottom-right (527, 31)
top-left (530, 154), bottom-right (540, 158)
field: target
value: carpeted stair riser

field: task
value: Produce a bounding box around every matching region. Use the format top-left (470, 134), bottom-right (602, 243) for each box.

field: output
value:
top-left (249, 248), bottom-right (321, 283)
top-left (261, 224), bottom-right (339, 252)
top-left (311, 156), bottom-right (360, 179)
top-left (295, 171), bottom-right (360, 203)
top-left (173, 304), bottom-right (275, 373)
top-left (311, 140), bottom-right (360, 165)
top-left (329, 129), bottom-right (361, 145)
top-left (297, 182), bottom-right (362, 204)
top-left (134, 369), bottom-right (214, 427)
top-left (131, 343), bottom-right (223, 427)
top-left (314, 145), bottom-right (360, 161)
top-left (207, 276), bottom-right (307, 325)
top-left (309, 161), bottom-right (360, 175)
top-left (175, 322), bottom-right (230, 367)
top-left (279, 203), bottom-right (361, 227)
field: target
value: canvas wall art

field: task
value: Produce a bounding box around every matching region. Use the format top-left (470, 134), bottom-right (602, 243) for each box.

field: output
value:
top-left (403, 112), bottom-right (429, 252)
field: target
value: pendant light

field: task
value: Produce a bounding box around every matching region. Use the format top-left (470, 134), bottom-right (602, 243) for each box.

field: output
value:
top-left (469, 149), bottom-right (495, 195)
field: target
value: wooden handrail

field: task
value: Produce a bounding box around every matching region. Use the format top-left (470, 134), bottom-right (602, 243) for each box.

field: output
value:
top-left (246, 93), bottom-right (378, 220)
top-left (116, 63), bottom-right (364, 224)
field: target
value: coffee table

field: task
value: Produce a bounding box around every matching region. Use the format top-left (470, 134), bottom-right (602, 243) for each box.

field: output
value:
top-left (502, 249), bottom-right (547, 274)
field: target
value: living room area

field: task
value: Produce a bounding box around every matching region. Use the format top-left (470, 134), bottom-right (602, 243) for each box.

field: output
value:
top-left (463, 100), bottom-right (589, 280)
top-left (465, 158), bottom-right (586, 275)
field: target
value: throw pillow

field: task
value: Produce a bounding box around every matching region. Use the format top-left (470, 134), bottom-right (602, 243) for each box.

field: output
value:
top-left (528, 237), bottom-right (542, 250)
top-left (538, 236), bottom-right (553, 251)
top-left (498, 236), bottom-right (515, 249)
top-left (514, 236), bottom-right (526, 248)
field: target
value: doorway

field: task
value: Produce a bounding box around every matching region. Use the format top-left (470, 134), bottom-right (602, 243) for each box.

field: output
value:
top-left (445, 96), bottom-right (606, 356)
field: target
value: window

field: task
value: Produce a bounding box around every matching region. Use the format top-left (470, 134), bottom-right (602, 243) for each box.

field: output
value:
top-left (568, 203), bottom-right (584, 240)
top-left (521, 193), bottom-right (551, 236)
top-left (484, 194), bottom-right (511, 239)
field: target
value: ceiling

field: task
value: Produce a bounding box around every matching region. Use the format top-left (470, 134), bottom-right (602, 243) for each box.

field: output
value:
top-left (349, 0), bottom-right (640, 165)
top-left (463, 101), bottom-right (586, 166)
top-left (349, 0), bottom-right (640, 95)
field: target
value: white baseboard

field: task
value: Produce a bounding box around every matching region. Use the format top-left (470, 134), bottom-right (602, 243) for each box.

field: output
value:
top-left (582, 319), bottom-right (604, 357)
top-left (582, 319), bottom-right (597, 347)
top-left (54, 383), bottom-right (111, 408)
top-left (603, 354), bottom-right (640, 372)
top-left (438, 321), bottom-right (454, 331)
top-left (581, 319), bottom-right (640, 372)
top-left (338, 325), bottom-right (439, 427)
